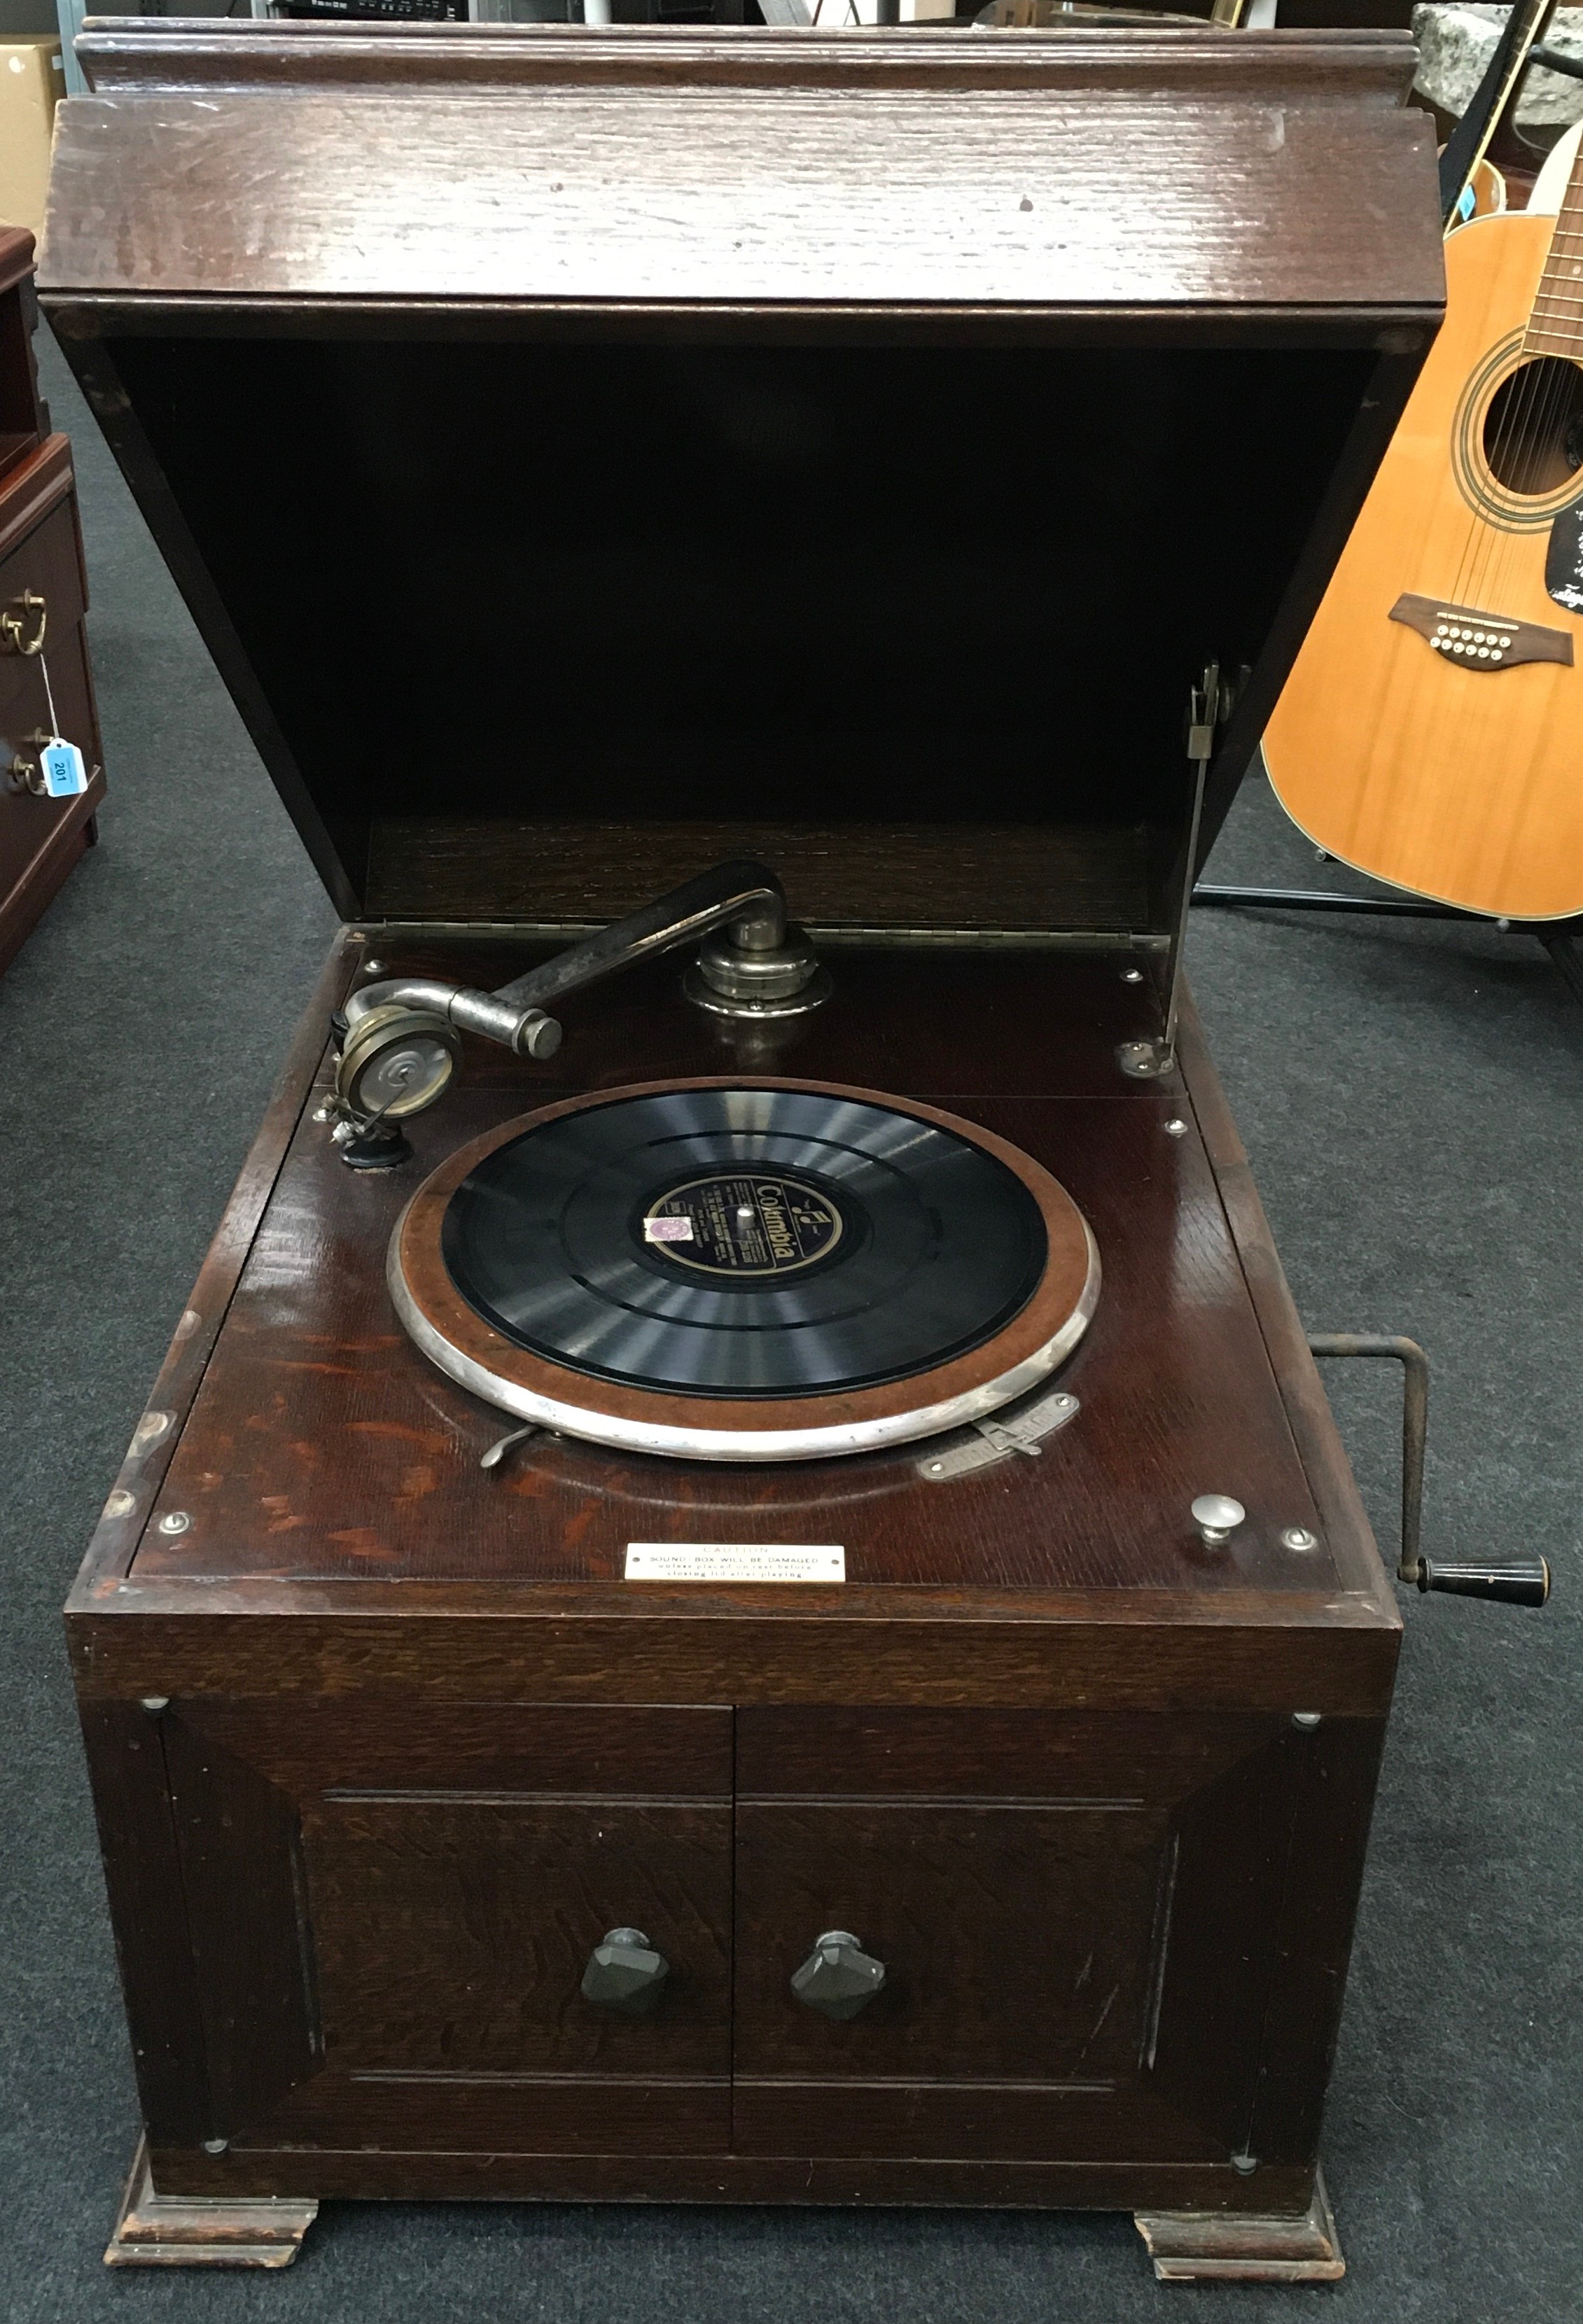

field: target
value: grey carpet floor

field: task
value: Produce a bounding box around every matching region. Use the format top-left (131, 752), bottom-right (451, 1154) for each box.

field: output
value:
top-left (1, 331), bottom-right (1578, 2323)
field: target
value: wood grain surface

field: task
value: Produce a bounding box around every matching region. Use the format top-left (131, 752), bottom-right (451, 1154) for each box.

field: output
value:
top-left (41, 26), bottom-right (1440, 316)
top-left (130, 951), bottom-right (1328, 1595)
top-left (106, 1692), bottom-right (1381, 2190)
top-left (147, 2143), bottom-right (1318, 2211)
top-left (46, 20), bottom-right (1419, 2215)
top-left (368, 820), bottom-right (1154, 936)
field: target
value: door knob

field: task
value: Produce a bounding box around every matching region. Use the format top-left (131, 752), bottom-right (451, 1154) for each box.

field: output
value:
top-left (580, 1926), bottom-right (669, 2016)
top-left (791, 1928), bottom-right (886, 2020)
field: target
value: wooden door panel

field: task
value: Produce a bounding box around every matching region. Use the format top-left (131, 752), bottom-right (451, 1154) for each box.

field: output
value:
top-left (300, 1796), bottom-right (732, 2076)
top-left (148, 1698), bottom-right (733, 2157)
top-left (732, 1706), bottom-right (1320, 2168)
top-left (734, 1802), bottom-right (1166, 2084)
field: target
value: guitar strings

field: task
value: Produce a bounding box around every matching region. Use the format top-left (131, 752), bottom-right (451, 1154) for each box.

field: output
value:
top-left (1478, 165), bottom-right (1583, 615)
top-left (1455, 194), bottom-right (1578, 620)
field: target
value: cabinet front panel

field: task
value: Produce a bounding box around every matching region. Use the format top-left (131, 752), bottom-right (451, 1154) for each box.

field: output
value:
top-left (153, 1699), bottom-right (734, 2159)
top-left (734, 1800), bottom-right (1165, 2085)
top-left (301, 1796), bottom-right (732, 2077)
top-left (731, 1705), bottom-right (1337, 2166)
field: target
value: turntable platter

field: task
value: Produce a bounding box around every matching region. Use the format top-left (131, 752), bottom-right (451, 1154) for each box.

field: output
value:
top-left (391, 1079), bottom-right (1100, 1462)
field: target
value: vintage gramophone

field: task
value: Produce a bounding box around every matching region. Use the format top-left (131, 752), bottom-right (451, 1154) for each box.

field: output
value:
top-left (41, 15), bottom-right (1544, 2282)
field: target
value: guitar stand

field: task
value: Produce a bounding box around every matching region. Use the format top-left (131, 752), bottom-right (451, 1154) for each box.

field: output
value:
top-left (1192, 884), bottom-right (1583, 1011)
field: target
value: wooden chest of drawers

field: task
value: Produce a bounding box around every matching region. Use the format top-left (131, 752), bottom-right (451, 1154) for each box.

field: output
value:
top-left (0, 227), bottom-right (103, 972)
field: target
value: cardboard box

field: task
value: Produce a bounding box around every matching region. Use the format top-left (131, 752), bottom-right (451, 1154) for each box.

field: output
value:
top-left (0, 38), bottom-right (64, 244)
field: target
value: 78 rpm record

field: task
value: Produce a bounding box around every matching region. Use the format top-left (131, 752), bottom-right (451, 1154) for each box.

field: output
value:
top-left (391, 1079), bottom-right (1101, 1463)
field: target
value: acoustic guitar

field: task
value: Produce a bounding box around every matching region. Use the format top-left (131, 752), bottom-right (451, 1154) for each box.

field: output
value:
top-left (1264, 59), bottom-right (1583, 921)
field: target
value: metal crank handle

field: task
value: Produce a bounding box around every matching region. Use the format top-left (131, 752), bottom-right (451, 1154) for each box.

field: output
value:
top-left (1306, 1334), bottom-right (1550, 1607)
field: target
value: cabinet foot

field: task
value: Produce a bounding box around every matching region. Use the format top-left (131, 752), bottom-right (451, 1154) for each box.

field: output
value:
top-left (1134, 2169), bottom-right (1344, 2283)
top-left (104, 2138), bottom-right (318, 2269)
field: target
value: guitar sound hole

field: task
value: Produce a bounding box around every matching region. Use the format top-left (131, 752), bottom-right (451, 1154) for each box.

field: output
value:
top-left (1484, 357), bottom-right (1583, 496)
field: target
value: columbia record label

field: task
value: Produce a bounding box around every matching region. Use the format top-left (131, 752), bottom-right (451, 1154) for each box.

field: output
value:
top-left (642, 1174), bottom-right (843, 1276)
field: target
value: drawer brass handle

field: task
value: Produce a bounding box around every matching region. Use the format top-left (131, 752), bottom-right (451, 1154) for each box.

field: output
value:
top-left (8, 730), bottom-right (53, 795)
top-left (791, 1928), bottom-right (886, 2021)
top-left (580, 1926), bottom-right (670, 2017)
top-left (1, 591), bottom-right (47, 657)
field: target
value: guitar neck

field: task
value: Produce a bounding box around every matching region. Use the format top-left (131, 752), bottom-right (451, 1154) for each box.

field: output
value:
top-left (1439, 0), bottom-right (1558, 226)
top-left (1524, 136), bottom-right (1583, 358)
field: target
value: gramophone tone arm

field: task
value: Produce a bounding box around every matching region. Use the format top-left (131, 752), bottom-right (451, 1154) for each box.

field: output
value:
top-left (343, 975), bottom-right (562, 1061)
top-left (347, 859), bottom-right (793, 1060)
top-left (493, 857), bottom-right (788, 1017)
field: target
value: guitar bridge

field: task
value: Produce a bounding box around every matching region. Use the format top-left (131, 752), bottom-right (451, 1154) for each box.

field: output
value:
top-left (1389, 593), bottom-right (1573, 670)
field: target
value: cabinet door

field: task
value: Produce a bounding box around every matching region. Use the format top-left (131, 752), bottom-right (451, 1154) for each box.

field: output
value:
top-left (146, 1700), bottom-right (733, 2160)
top-left (732, 1707), bottom-right (1383, 2166)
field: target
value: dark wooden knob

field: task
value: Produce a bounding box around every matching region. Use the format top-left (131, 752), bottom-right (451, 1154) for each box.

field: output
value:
top-left (791, 1928), bottom-right (886, 2020)
top-left (580, 1926), bottom-right (669, 2016)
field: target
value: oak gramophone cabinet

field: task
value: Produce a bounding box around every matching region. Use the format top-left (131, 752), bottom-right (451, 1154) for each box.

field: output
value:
top-left (39, 15), bottom-right (1514, 2284)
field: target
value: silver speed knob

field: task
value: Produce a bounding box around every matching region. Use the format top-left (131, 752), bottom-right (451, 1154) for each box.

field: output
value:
top-left (1191, 1494), bottom-right (1246, 1548)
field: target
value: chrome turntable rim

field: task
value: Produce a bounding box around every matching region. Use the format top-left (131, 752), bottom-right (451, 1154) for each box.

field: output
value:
top-left (389, 1077), bottom-right (1100, 1464)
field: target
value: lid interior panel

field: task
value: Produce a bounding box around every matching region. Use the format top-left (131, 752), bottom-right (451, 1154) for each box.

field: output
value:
top-left (101, 330), bottom-right (1377, 927)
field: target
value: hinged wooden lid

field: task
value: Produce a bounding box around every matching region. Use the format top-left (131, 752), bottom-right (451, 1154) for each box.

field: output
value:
top-left (40, 22), bottom-right (1443, 932)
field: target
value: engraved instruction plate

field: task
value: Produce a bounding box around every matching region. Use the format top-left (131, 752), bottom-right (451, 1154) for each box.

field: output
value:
top-left (625, 1544), bottom-right (846, 1583)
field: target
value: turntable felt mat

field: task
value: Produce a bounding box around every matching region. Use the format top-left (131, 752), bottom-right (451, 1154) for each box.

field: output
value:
top-left (1, 335), bottom-right (1579, 2323)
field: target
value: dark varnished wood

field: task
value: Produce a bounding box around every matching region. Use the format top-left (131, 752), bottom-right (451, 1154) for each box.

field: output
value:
top-left (45, 26), bottom-right (1439, 314)
top-left (50, 24), bottom-right (1419, 2234)
top-left (318, 937), bottom-right (1178, 1100)
top-left (1244, 1716), bottom-right (1389, 2166)
top-left (368, 820), bottom-right (1153, 934)
top-left (66, 945), bottom-right (1396, 2212)
top-left (76, 1700), bottom-right (215, 2150)
top-left (732, 1799), bottom-right (1167, 2085)
top-left (735, 1705), bottom-right (1291, 1800)
top-left (69, 1607), bottom-right (1400, 1717)
top-left (730, 2081), bottom-right (1220, 2166)
top-left (67, 949), bottom-right (1400, 1716)
top-left (106, 2137), bottom-right (317, 2269)
top-left (37, 26), bottom-right (1442, 923)
top-left (728, 1707), bottom-right (1345, 2171)
top-left (141, 1698), bottom-right (736, 2157)
top-left (0, 248), bottom-right (106, 973)
top-left (159, 1711), bottom-right (320, 2140)
top-left (123, 952), bottom-right (1327, 1597)
top-left (149, 2145), bottom-right (1319, 2213)
top-left (300, 1796), bottom-right (732, 2076)
top-left (178, 1699), bottom-right (733, 1798)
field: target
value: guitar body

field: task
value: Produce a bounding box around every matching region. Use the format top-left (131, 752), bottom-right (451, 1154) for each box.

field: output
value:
top-left (1266, 210), bottom-right (1583, 922)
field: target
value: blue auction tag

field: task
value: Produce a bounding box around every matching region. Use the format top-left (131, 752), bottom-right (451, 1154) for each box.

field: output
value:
top-left (40, 739), bottom-right (88, 799)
